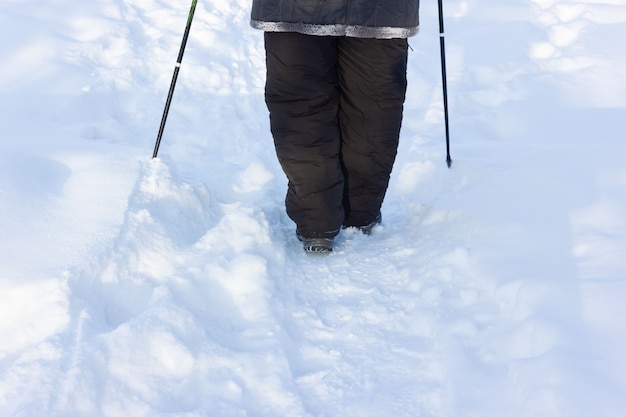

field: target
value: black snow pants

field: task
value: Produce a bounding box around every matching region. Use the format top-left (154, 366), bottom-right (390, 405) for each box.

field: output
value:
top-left (264, 32), bottom-right (408, 239)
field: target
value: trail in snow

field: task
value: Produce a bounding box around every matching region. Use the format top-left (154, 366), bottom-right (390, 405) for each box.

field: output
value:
top-left (1, 0), bottom-right (626, 416)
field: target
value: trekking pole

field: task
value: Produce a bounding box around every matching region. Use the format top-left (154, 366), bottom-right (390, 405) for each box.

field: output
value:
top-left (152, 0), bottom-right (199, 158)
top-left (437, 0), bottom-right (453, 168)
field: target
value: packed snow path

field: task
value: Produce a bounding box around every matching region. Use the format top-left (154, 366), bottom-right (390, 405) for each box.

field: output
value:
top-left (1, 0), bottom-right (625, 416)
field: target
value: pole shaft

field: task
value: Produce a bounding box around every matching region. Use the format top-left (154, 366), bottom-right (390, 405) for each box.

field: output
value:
top-left (152, 0), bottom-right (199, 159)
top-left (437, 0), bottom-right (452, 168)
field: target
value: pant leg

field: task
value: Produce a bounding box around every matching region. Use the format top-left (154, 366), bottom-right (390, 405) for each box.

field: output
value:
top-left (264, 32), bottom-right (344, 238)
top-left (337, 37), bottom-right (409, 227)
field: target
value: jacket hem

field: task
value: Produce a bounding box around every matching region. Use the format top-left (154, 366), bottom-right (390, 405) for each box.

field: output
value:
top-left (250, 20), bottom-right (419, 39)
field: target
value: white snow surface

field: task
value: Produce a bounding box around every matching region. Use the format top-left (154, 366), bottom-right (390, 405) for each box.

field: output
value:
top-left (1, 0), bottom-right (626, 415)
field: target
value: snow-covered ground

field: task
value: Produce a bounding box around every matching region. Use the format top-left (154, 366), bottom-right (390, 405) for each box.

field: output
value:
top-left (1, 0), bottom-right (625, 415)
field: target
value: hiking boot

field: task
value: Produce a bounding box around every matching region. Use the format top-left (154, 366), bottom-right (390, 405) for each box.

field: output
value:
top-left (358, 213), bottom-right (382, 235)
top-left (345, 213), bottom-right (382, 235)
top-left (296, 232), bottom-right (333, 253)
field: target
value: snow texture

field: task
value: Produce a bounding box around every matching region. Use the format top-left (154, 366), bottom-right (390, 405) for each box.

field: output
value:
top-left (1, 0), bottom-right (625, 416)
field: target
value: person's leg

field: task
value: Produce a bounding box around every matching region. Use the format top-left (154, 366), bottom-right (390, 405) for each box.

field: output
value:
top-left (264, 32), bottom-right (344, 239)
top-left (337, 37), bottom-right (409, 228)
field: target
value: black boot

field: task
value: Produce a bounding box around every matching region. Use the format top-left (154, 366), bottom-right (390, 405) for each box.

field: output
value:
top-left (296, 232), bottom-right (334, 253)
top-left (356, 213), bottom-right (382, 235)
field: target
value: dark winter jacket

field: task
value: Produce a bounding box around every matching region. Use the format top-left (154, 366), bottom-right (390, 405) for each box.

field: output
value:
top-left (250, 0), bottom-right (420, 39)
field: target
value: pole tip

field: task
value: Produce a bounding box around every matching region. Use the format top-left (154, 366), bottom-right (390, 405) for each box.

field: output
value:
top-left (446, 156), bottom-right (452, 168)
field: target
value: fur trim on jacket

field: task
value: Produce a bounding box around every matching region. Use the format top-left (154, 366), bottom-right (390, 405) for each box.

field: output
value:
top-left (250, 0), bottom-right (420, 39)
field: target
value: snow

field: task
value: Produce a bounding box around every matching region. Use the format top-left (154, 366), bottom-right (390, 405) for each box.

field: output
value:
top-left (1, 0), bottom-right (625, 415)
